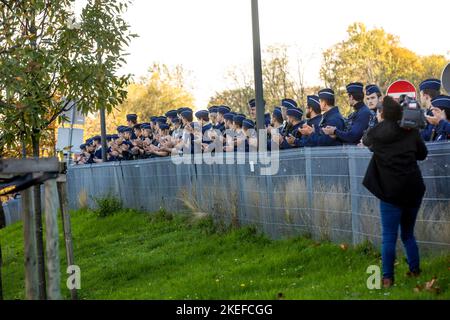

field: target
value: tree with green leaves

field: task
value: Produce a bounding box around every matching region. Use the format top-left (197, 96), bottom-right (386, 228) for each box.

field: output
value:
top-left (82, 62), bottom-right (195, 138)
top-left (209, 45), bottom-right (310, 114)
top-left (320, 22), bottom-right (448, 114)
top-left (0, 0), bottom-right (136, 299)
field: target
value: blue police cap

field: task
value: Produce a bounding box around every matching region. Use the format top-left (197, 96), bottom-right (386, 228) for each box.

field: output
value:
top-left (126, 114), bottom-right (137, 122)
top-left (133, 124), bottom-right (142, 130)
top-left (195, 110), bottom-right (209, 119)
top-left (365, 84), bottom-right (381, 96)
top-left (117, 125), bottom-right (125, 133)
top-left (272, 108), bottom-right (282, 119)
top-left (141, 124), bottom-right (151, 130)
top-left (93, 135), bottom-right (101, 142)
top-left (218, 106), bottom-right (231, 114)
top-left (419, 78), bottom-right (441, 92)
top-left (159, 123), bottom-right (170, 130)
top-left (233, 114), bottom-right (246, 125)
top-left (431, 95), bottom-right (450, 109)
top-left (307, 95), bottom-right (320, 109)
top-left (242, 119), bottom-right (255, 129)
top-left (165, 110), bottom-right (178, 119)
top-left (106, 135), bottom-right (113, 142)
top-left (156, 116), bottom-right (167, 123)
top-left (86, 138), bottom-right (93, 145)
top-left (180, 109), bottom-right (193, 119)
top-left (123, 127), bottom-right (133, 133)
top-left (208, 106), bottom-right (219, 114)
top-left (318, 88), bottom-right (335, 100)
top-left (172, 117), bottom-right (180, 124)
top-left (111, 134), bottom-right (119, 140)
top-left (178, 107), bottom-right (192, 114)
top-left (281, 98), bottom-right (298, 109)
top-left (248, 99), bottom-right (266, 109)
top-left (346, 82), bottom-right (364, 94)
top-left (80, 144), bottom-right (87, 150)
top-left (286, 108), bottom-right (303, 119)
top-left (224, 112), bottom-right (236, 121)
top-left (150, 116), bottom-right (158, 123)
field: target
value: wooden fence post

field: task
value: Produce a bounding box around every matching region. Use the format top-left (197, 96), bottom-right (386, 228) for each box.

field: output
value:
top-left (57, 175), bottom-right (78, 300)
top-left (22, 187), bottom-right (40, 299)
top-left (44, 179), bottom-right (62, 300)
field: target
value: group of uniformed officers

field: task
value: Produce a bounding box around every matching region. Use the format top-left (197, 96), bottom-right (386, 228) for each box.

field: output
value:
top-left (75, 78), bottom-right (450, 165)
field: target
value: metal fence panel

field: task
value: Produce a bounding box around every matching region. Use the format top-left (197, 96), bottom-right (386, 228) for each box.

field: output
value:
top-left (60, 143), bottom-right (450, 253)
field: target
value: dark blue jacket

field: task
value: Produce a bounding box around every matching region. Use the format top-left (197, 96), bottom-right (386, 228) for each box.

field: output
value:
top-left (420, 108), bottom-right (435, 141)
top-left (280, 121), bottom-right (303, 149)
top-left (214, 122), bottom-right (226, 133)
top-left (94, 147), bottom-right (102, 159)
top-left (435, 120), bottom-right (450, 142)
top-left (294, 115), bottom-right (322, 147)
top-left (302, 107), bottom-right (345, 147)
top-left (335, 102), bottom-right (371, 144)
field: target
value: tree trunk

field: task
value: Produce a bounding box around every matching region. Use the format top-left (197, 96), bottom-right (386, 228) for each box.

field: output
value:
top-left (31, 131), bottom-right (47, 300)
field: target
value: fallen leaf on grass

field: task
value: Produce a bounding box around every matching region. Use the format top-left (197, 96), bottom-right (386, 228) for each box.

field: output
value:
top-left (413, 277), bottom-right (440, 294)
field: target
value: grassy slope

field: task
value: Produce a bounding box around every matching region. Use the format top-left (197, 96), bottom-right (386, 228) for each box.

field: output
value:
top-left (0, 209), bottom-right (448, 300)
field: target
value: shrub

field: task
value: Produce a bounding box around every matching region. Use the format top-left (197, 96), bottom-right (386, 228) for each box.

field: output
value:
top-left (93, 195), bottom-right (123, 218)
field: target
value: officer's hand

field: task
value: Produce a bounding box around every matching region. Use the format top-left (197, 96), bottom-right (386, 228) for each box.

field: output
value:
top-left (426, 108), bottom-right (445, 125)
top-left (322, 126), bottom-right (336, 135)
top-left (286, 136), bottom-right (295, 145)
top-left (299, 124), bottom-right (314, 136)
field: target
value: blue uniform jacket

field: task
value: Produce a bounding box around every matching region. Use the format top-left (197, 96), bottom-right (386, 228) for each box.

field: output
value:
top-left (94, 147), bottom-right (102, 159)
top-left (435, 120), bottom-right (450, 141)
top-left (214, 122), bottom-right (226, 133)
top-left (302, 107), bottom-right (345, 147)
top-left (280, 121), bottom-right (304, 149)
top-left (420, 108), bottom-right (435, 141)
top-left (335, 102), bottom-right (371, 144)
top-left (294, 115), bottom-right (322, 147)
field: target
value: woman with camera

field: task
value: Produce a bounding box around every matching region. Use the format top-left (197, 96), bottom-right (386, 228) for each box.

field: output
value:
top-left (362, 96), bottom-right (428, 288)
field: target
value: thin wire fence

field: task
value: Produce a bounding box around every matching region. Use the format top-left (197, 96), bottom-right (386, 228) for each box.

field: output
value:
top-left (5, 143), bottom-right (449, 253)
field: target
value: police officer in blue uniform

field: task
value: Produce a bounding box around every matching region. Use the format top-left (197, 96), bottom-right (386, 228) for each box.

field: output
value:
top-left (301, 88), bottom-right (345, 147)
top-left (365, 84), bottom-right (382, 129)
top-left (322, 82), bottom-right (371, 145)
top-left (280, 108), bottom-right (304, 149)
top-left (294, 95), bottom-right (323, 147)
top-left (215, 106), bottom-right (230, 133)
top-left (427, 95), bottom-right (450, 141)
top-left (126, 114), bottom-right (138, 139)
top-left (280, 98), bottom-right (299, 137)
top-left (419, 78), bottom-right (441, 141)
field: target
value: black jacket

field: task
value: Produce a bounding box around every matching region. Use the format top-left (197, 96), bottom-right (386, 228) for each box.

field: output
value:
top-left (362, 120), bottom-right (428, 208)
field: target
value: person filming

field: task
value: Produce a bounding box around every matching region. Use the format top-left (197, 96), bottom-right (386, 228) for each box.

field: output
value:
top-left (362, 96), bottom-right (428, 288)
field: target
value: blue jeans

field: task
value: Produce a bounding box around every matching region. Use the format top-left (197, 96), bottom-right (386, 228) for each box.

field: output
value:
top-left (379, 201), bottom-right (421, 280)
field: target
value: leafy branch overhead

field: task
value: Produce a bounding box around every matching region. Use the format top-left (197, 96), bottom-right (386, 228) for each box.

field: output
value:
top-left (0, 0), bottom-right (137, 155)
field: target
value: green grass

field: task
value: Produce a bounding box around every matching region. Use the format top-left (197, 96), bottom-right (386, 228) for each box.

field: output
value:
top-left (1, 208), bottom-right (449, 300)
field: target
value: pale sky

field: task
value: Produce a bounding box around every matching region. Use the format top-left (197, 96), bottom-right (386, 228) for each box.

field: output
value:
top-left (81, 0), bottom-right (450, 107)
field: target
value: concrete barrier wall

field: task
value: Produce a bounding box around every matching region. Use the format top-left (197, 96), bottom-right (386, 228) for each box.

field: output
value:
top-left (65, 143), bottom-right (450, 253)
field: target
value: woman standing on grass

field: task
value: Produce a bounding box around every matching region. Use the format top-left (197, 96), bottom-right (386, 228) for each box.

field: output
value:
top-left (362, 96), bottom-right (428, 288)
